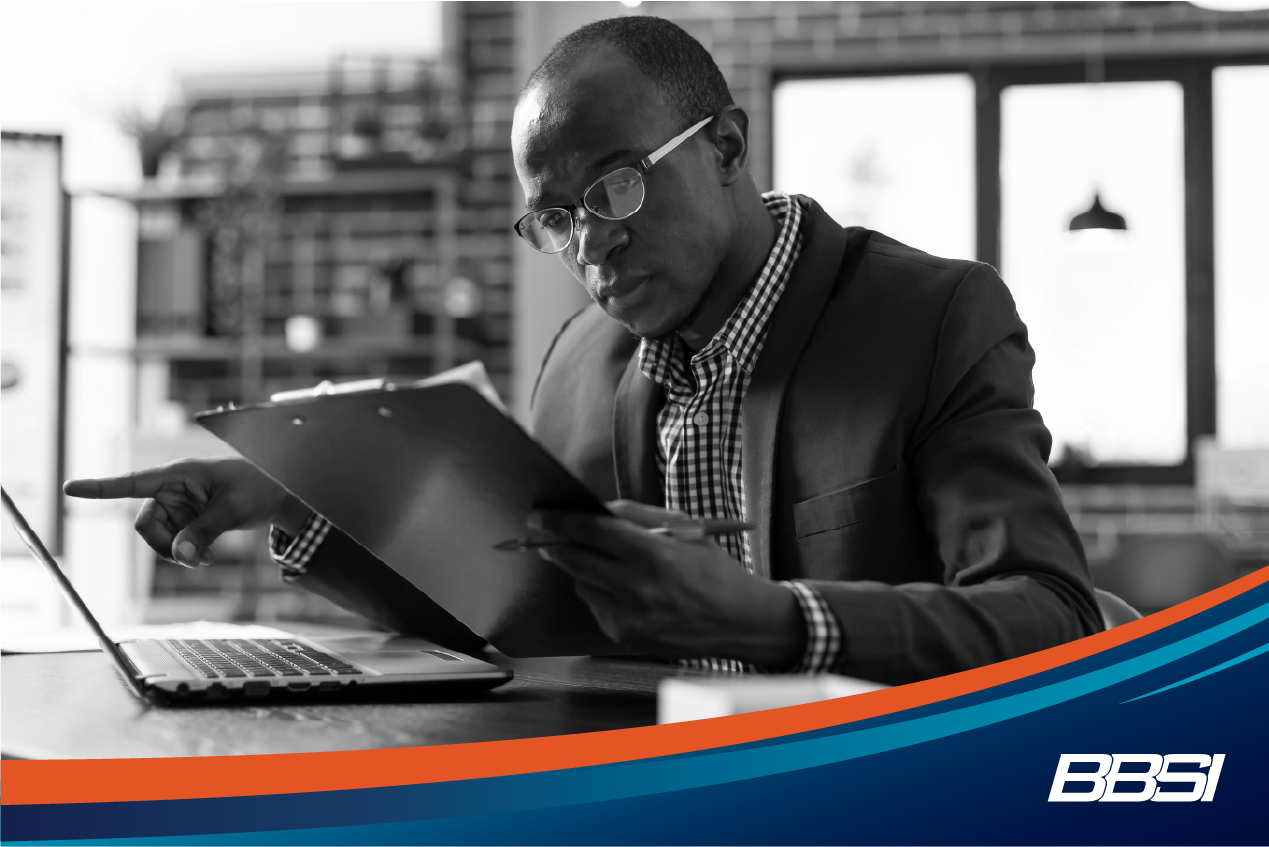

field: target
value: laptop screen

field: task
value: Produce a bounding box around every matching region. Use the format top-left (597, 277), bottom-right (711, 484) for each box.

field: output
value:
top-left (1, 486), bottom-right (148, 699)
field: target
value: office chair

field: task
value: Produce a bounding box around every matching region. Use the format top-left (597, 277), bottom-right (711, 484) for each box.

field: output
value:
top-left (1094, 587), bottom-right (1142, 629)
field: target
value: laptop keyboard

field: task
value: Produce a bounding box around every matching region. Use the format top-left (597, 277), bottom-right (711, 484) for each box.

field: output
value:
top-left (168, 638), bottom-right (363, 680)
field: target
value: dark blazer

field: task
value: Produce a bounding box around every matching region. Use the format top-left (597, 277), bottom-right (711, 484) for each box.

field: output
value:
top-left (530, 198), bottom-right (1102, 684)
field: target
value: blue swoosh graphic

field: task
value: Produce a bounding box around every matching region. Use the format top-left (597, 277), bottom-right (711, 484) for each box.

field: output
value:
top-left (1121, 640), bottom-right (1269, 703)
top-left (12, 597), bottom-right (1266, 845)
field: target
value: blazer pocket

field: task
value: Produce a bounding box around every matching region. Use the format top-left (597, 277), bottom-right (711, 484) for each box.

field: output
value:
top-left (793, 465), bottom-right (910, 538)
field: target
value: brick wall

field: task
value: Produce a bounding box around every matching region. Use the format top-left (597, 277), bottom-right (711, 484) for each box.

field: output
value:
top-left (645, 1), bottom-right (1269, 189)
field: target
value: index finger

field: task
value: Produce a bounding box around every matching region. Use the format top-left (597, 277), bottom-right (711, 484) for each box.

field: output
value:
top-left (63, 468), bottom-right (171, 500)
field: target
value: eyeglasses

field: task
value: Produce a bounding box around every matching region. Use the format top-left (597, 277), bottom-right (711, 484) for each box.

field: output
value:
top-left (513, 115), bottom-right (714, 255)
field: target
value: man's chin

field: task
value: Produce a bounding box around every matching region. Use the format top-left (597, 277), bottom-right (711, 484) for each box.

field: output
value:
top-left (607, 308), bottom-right (681, 341)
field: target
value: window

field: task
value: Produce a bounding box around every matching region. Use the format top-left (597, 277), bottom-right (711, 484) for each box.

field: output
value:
top-left (1214, 65), bottom-right (1269, 448)
top-left (1000, 81), bottom-right (1187, 465)
top-left (772, 74), bottom-right (975, 262)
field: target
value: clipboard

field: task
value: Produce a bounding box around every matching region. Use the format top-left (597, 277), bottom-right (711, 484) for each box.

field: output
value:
top-left (196, 380), bottom-right (628, 658)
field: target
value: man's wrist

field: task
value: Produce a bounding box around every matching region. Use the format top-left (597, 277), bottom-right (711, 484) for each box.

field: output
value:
top-left (729, 579), bottom-right (807, 670)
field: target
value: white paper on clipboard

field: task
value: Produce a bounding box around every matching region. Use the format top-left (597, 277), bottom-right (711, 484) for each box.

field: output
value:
top-left (270, 361), bottom-right (510, 417)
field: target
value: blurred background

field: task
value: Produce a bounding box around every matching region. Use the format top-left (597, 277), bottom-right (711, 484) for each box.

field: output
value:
top-left (2, 1), bottom-right (1267, 637)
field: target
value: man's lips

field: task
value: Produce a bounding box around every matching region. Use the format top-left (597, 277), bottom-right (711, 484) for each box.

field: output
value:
top-left (595, 275), bottom-right (650, 302)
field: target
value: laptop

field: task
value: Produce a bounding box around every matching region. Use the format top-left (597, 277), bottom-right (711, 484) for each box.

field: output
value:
top-left (1, 487), bottom-right (512, 704)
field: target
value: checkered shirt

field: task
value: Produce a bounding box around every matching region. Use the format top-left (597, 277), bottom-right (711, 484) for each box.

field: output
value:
top-left (269, 512), bottom-right (331, 576)
top-left (637, 192), bottom-right (842, 674)
top-left (270, 195), bottom-right (843, 674)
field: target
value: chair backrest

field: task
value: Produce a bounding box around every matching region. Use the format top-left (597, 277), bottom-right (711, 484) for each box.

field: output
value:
top-left (1094, 587), bottom-right (1142, 629)
top-left (1093, 536), bottom-right (1233, 617)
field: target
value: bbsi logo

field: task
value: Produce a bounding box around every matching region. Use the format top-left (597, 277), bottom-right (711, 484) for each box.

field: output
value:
top-left (1049, 754), bottom-right (1225, 802)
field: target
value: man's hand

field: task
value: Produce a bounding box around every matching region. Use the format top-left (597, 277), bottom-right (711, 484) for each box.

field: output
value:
top-left (64, 459), bottom-right (308, 568)
top-left (532, 500), bottom-right (805, 668)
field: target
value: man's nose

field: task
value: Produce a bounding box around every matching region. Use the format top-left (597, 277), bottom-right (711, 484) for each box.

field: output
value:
top-left (573, 210), bottom-right (627, 267)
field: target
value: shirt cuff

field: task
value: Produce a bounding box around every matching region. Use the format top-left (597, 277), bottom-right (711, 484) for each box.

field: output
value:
top-left (781, 580), bottom-right (843, 673)
top-left (677, 657), bottom-right (755, 674)
top-left (268, 512), bottom-right (331, 575)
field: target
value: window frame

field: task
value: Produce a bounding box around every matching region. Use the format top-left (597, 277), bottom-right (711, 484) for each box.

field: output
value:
top-left (772, 52), bottom-right (1269, 485)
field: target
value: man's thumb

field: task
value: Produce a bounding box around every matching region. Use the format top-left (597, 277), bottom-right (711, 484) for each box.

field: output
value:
top-left (171, 508), bottom-right (229, 567)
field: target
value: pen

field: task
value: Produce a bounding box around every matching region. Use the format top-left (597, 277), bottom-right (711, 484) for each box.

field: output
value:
top-left (493, 517), bottom-right (756, 551)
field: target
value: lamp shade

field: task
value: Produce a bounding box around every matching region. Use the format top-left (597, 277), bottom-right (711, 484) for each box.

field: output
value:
top-left (1069, 193), bottom-right (1128, 232)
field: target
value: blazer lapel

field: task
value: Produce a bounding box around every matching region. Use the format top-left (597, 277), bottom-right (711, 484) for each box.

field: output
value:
top-left (612, 352), bottom-right (665, 506)
top-left (742, 199), bottom-right (853, 578)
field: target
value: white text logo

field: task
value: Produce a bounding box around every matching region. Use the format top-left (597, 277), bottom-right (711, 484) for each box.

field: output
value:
top-left (1048, 754), bottom-right (1225, 802)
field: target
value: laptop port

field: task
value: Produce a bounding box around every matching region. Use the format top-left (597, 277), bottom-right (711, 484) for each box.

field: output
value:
top-left (242, 681), bottom-right (271, 698)
top-left (318, 680), bottom-right (340, 691)
top-left (287, 681), bottom-right (312, 691)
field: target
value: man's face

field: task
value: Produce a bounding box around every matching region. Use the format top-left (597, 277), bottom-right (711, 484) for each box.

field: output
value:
top-left (512, 52), bottom-right (729, 339)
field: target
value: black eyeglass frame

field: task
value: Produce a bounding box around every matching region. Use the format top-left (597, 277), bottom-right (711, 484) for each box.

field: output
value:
top-left (512, 114), bottom-right (715, 255)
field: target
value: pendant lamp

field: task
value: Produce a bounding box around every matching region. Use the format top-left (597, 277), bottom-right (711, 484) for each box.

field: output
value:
top-left (1069, 193), bottom-right (1128, 232)
top-left (1069, 37), bottom-right (1130, 235)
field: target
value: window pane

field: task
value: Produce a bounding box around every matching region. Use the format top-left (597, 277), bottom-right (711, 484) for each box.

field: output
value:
top-left (773, 75), bottom-right (975, 261)
top-left (1215, 65), bottom-right (1269, 448)
top-left (1001, 81), bottom-right (1186, 465)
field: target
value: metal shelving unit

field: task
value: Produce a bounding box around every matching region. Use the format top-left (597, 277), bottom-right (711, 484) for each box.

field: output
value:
top-left (128, 54), bottom-right (513, 622)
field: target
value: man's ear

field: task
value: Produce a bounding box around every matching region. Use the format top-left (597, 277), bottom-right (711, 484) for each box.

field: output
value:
top-left (708, 105), bottom-right (750, 186)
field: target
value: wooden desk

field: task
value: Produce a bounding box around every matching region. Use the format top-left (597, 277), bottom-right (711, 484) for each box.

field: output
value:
top-left (1, 647), bottom-right (685, 760)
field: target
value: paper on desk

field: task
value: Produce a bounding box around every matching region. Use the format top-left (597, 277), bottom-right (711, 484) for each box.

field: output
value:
top-left (657, 674), bottom-right (889, 723)
top-left (0, 621), bottom-right (293, 654)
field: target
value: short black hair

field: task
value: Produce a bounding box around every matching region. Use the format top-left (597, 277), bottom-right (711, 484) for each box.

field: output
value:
top-left (523, 16), bottom-right (734, 126)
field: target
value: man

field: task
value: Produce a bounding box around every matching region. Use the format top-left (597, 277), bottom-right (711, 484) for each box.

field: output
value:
top-left (66, 17), bottom-right (1101, 685)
